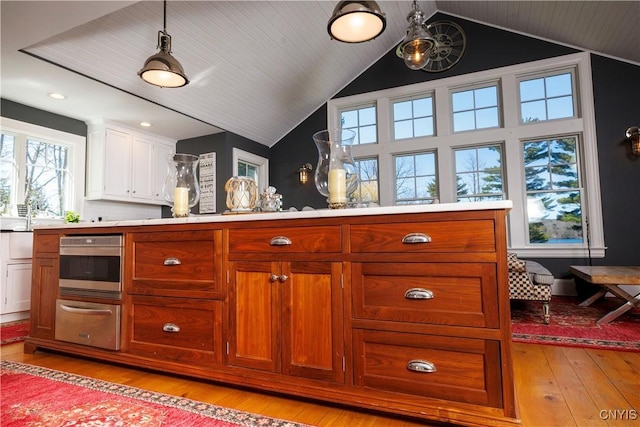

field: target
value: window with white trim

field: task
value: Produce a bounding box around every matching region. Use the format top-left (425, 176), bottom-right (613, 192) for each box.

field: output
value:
top-left (340, 105), bottom-right (377, 145)
top-left (0, 118), bottom-right (85, 219)
top-left (328, 53), bottom-right (604, 258)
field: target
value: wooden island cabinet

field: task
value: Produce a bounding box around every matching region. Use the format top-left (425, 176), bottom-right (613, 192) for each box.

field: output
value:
top-left (24, 203), bottom-right (520, 426)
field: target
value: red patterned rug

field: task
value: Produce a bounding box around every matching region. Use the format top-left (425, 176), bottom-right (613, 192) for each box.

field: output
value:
top-left (1, 361), bottom-right (312, 426)
top-left (0, 320), bottom-right (30, 346)
top-left (511, 296), bottom-right (640, 351)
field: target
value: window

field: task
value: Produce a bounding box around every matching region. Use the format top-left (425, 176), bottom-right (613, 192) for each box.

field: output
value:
top-left (0, 118), bottom-right (85, 219)
top-left (328, 53), bottom-right (604, 258)
top-left (452, 84), bottom-right (500, 132)
top-left (232, 148), bottom-right (269, 192)
top-left (519, 72), bottom-right (575, 122)
top-left (354, 157), bottom-right (379, 205)
top-left (393, 96), bottom-right (434, 140)
top-left (524, 136), bottom-right (583, 244)
top-left (395, 152), bottom-right (437, 204)
top-left (455, 145), bottom-right (504, 202)
top-left (340, 105), bottom-right (377, 145)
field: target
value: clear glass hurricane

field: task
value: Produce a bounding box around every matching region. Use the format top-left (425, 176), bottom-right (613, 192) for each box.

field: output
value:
top-left (312, 129), bottom-right (358, 208)
top-left (163, 153), bottom-right (200, 217)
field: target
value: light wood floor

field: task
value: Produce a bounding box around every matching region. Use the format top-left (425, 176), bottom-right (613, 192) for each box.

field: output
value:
top-left (1, 342), bottom-right (639, 426)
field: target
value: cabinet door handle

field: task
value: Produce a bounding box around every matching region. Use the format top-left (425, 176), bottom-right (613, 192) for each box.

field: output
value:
top-left (162, 323), bottom-right (181, 333)
top-left (163, 257), bottom-right (182, 266)
top-left (401, 233), bottom-right (431, 244)
top-left (404, 288), bottom-right (434, 300)
top-left (407, 360), bottom-right (437, 373)
top-left (270, 236), bottom-right (292, 246)
top-left (279, 274), bottom-right (288, 282)
top-left (270, 274), bottom-right (279, 282)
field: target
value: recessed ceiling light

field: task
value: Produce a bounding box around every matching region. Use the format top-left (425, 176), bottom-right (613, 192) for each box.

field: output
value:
top-left (140, 122), bottom-right (152, 127)
top-left (48, 92), bottom-right (66, 100)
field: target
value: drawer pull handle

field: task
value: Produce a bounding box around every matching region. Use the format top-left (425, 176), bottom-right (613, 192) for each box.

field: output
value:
top-left (270, 236), bottom-right (292, 246)
top-left (404, 288), bottom-right (434, 300)
top-left (163, 257), bottom-right (182, 266)
top-left (162, 323), bottom-right (181, 333)
top-left (402, 233), bottom-right (432, 244)
top-left (270, 274), bottom-right (279, 282)
top-left (60, 304), bottom-right (113, 316)
top-left (279, 274), bottom-right (288, 282)
top-left (407, 360), bottom-right (437, 373)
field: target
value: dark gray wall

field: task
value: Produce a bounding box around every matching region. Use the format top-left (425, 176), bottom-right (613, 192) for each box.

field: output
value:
top-left (1, 98), bottom-right (86, 136)
top-left (269, 14), bottom-right (640, 278)
top-left (173, 131), bottom-right (269, 217)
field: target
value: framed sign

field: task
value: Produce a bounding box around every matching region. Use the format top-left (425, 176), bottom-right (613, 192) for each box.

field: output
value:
top-left (199, 152), bottom-right (216, 214)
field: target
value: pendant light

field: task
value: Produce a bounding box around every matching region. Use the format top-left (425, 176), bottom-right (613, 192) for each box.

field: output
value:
top-left (138, 0), bottom-right (189, 88)
top-left (328, 1), bottom-right (386, 43)
top-left (396, 0), bottom-right (435, 70)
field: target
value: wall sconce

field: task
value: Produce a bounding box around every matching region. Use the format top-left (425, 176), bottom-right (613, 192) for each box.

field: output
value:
top-left (626, 126), bottom-right (640, 157)
top-left (298, 163), bottom-right (313, 185)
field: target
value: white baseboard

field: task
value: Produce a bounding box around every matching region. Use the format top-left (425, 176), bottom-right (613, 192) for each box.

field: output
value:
top-left (1, 311), bottom-right (29, 324)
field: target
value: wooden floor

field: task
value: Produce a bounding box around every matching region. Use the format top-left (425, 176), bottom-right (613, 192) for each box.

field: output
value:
top-left (1, 342), bottom-right (638, 426)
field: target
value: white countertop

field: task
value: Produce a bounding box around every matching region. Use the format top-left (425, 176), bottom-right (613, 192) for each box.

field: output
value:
top-left (33, 201), bottom-right (513, 230)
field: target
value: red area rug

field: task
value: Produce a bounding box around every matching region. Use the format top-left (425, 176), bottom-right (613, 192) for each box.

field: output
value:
top-left (0, 320), bottom-right (29, 346)
top-left (511, 296), bottom-right (640, 351)
top-left (1, 361), bottom-right (312, 426)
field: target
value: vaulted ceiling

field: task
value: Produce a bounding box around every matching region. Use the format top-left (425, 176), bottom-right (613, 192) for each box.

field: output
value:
top-left (2, 1), bottom-right (638, 146)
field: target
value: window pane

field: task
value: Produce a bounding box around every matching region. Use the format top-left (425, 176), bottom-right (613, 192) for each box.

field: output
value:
top-left (394, 152), bottom-right (437, 204)
top-left (0, 133), bottom-right (16, 214)
top-left (392, 96), bottom-right (434, 140)
top-left (455, 145), bottom-right (504, 202)
top-left (452, 85), bottom-right (499, 132)
top-left (524, 136), bottom-right (583, 244)
top-left (354, 157), bottom-right (379, 205)
top-left (25, 139), bottom-right (70, 217)
top-left (520, 72), bottom-right (574, 123)
top-left (341, 106), bottom-right (377, 145)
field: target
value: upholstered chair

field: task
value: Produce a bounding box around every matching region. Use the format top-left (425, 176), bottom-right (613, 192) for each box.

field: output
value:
top-left (507, 253), bottom-right (554, 324)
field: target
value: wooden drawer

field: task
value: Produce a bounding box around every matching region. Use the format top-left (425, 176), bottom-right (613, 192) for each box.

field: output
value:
top-left (130, 230), bottom-right (220, 294)
top-left (228, 225), bottom-right (341, 254)
top-left (353, 329), bottom-right (503, 408)
top-left (352, 262), bottom-right (499, 328)
top-left (129, 295), bottom-right (222, 365)
top-left (350, 220), bottom-right (496, 253)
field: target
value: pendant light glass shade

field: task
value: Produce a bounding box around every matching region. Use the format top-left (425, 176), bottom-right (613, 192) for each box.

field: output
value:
top-left (396, 1), bottom-right (435, 70)
top-left (328, 1), bottom-right (386, 43)
top-left (138, 1), bottom-right (189, 88)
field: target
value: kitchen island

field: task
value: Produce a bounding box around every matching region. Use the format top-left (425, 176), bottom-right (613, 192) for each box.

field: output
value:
top-left (25, 202), bottom-right (520, 426)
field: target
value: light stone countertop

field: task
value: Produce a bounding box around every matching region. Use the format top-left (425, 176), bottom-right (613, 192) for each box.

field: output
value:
top-left (33, 201), bottom-right (513, 230)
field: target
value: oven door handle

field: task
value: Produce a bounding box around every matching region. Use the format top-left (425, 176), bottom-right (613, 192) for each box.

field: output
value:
top-left (60, 304), bottom-right (114, 316)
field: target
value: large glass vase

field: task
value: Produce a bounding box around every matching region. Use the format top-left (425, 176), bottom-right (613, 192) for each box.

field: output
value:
top-left (313, 129), bottom-right (358, 209)
top-left (163, 153), bottom-right (201, 217)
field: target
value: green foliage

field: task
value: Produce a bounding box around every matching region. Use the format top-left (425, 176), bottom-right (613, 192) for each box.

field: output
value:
top-left (64, 211), bottom-right (80, 223)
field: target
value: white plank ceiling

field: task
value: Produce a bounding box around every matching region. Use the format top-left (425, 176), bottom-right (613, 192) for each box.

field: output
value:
top-left (1, 1), bottom-right (638, 146)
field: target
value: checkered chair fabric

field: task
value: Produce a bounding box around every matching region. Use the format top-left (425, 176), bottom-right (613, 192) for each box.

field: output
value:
top-left (507, 253), bottom-right (553, 324)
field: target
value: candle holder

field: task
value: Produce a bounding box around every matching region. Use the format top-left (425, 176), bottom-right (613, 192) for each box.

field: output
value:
top-left (312, 129), bottom-right (358, 209)
top-left (225, 176), bottom-right (258, 212)
top-left (163, 153), bottom-right (201, 217)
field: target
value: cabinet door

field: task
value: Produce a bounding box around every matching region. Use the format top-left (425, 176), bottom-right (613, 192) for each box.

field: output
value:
top-left (154, 143), bottom-right (174, 202)
top-left (30, 256), bottom-right (58, 339)
top-left (228, 261), bottom-right (280, 372)
top-left (281, 261), bottom-right (344, 383)
top-left (130, 137), bottom-right (155, 200)
top-left (103, 128), bottom-right (132, 198)
top-left (4, 263), bottom-right (32, 313)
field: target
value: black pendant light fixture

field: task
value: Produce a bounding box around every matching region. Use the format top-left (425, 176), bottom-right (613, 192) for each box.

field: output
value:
top-left (328, 1), bottom-right (386, 43)
top-left (138, 0), bottom-right (189, 88)
top-left (396, 1), bottom-right (435, 70)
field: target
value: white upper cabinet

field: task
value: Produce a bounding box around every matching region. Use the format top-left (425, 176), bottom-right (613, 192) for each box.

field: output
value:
top-left (86, 122), bottom-right (175, 205)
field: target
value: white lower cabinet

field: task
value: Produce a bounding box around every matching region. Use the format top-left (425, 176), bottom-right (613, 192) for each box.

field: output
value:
top-left (1, 232), bottom-right (33, 322)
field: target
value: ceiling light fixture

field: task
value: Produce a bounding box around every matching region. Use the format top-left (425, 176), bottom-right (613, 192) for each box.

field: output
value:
top-left (140, 122), bottom-right (152, 128)
top-left (48, 92), bottom-right (66, 100)
top-left (328, 1), bottom-right (386, 43)
top-left (138, 0), bottom-right (189, 88)
top-left (396, 1), bottom-right (435, 70)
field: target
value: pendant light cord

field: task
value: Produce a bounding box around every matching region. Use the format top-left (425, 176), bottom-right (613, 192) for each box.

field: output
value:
top-left (163, 0), bottom-right (167, 33)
